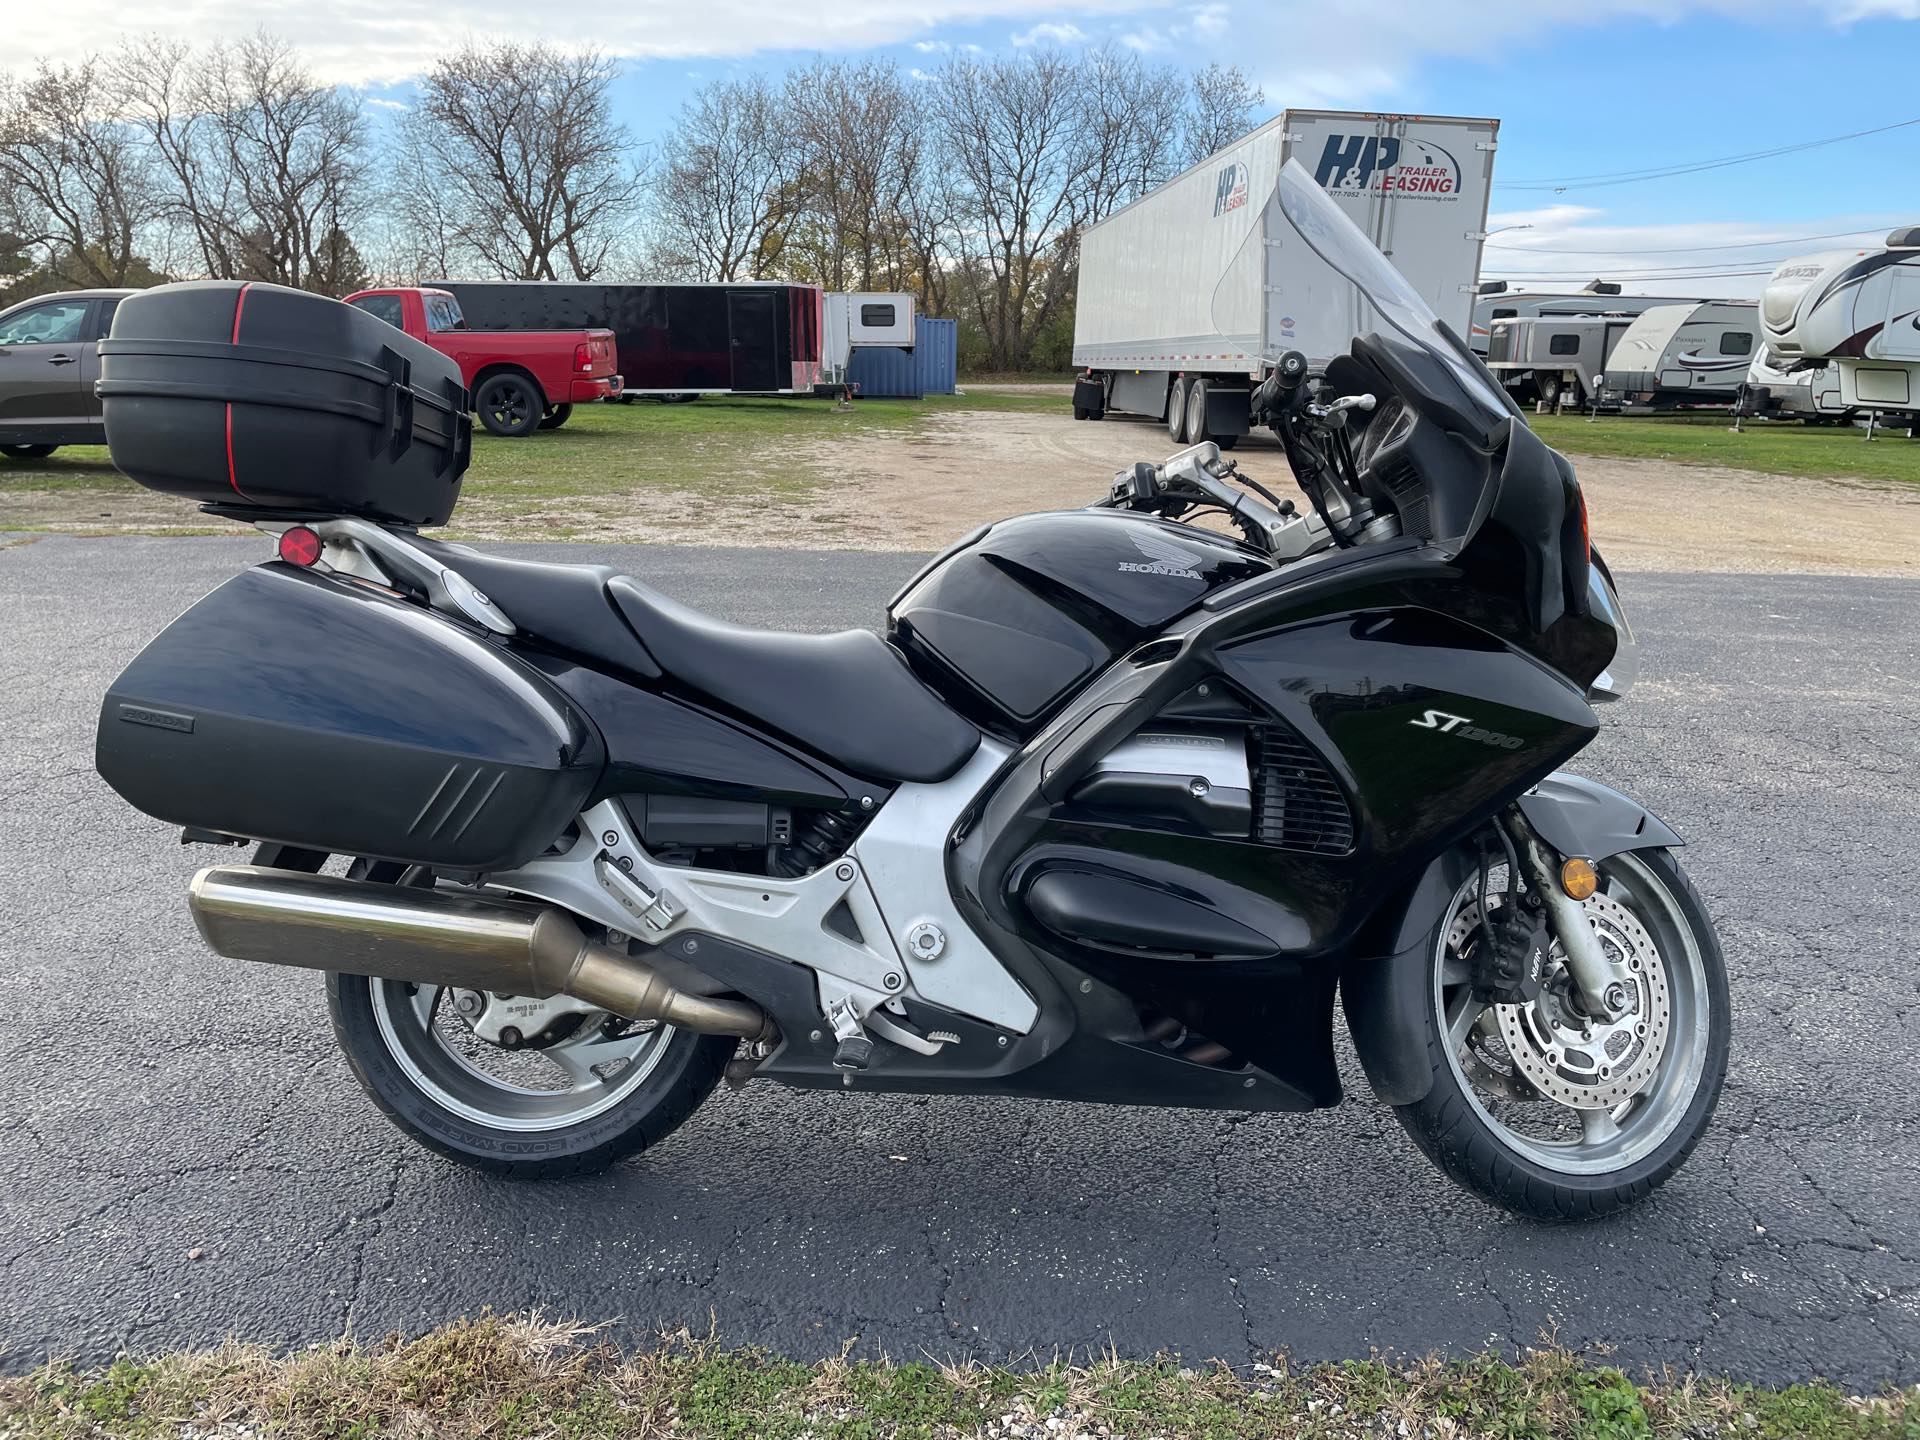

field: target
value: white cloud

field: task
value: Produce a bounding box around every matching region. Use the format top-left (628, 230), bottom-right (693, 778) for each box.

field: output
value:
top-left (1119, 26), bottom-right (1163, 49)
top-left (3, 0), bottom-right (1161, 85)
top-left (1012, 20), bottom-right (1087, 43)
top-left (912, 39), bottom-right (951, 51)
top-left (363, 96), bottom-right (408, 111)
top-left (1187, 2), bottom-right (1229, 35)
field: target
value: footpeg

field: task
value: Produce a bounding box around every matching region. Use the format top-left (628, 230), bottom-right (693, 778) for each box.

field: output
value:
top-left (825, 994), bottom-right (873, 1071)
top-left (831, 1034), bottom-right (875, 1071)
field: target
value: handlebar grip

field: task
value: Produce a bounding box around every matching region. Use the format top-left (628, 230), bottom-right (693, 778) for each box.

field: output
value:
top-left (1275, 351), bottom-right (1309, 390)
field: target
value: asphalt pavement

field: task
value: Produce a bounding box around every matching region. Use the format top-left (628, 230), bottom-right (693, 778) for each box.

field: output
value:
top-left (2, 533), bottom-right (1916, 1386)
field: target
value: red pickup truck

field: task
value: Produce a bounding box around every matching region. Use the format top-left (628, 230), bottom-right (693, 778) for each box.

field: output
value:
top-left (344, 286), bottom-right (621, 437)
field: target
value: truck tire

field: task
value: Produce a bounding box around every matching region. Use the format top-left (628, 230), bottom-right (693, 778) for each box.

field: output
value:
top-left (1185, 378), bottom-right (1211, 445)
top-left (1168, 377), bottom-right (1191, 443)
top-left (538, 404), bottom-right (573, 431)
top-left (475, 372), bottom-right (543, 437)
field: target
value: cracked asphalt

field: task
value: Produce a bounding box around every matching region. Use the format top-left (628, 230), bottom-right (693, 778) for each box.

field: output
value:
top-left (2, 533), bottom-right (1916, 1387)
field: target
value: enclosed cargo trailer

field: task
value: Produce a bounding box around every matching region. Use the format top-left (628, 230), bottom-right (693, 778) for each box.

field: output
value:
top-left (433, 281), bottom-right (824, 397)
top-left (1071, 110), bottom-right (1499, 447)
top-left (1597, 300), bottom-right (1758, 411)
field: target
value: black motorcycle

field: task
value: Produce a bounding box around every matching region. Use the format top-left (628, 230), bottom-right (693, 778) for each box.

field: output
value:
top-left (94, 162), bottom-right (1727, 1219)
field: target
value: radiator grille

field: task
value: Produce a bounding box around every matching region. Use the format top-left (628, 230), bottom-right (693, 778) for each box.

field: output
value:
top-left (1252, 724), bottom-right (1354, 855)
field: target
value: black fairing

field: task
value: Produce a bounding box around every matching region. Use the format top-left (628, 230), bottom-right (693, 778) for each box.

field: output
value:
top-left (889, 510), bottom-right (1270, 735)
top-left (95, 564), bottom-right (603, 870)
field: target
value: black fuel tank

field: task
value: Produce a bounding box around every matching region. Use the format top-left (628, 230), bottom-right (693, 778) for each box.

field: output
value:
top-left (96, 564), bottom-right (604, 870)
top-left (889, 511), bottom-right (1269, 733)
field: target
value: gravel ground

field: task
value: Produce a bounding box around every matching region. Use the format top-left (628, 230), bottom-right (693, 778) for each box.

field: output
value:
top-left (1, 534), bottom-right (1916, 1387)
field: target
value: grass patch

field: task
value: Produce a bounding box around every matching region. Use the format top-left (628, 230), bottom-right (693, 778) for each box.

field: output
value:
top-left (1529, 412), bottom-right (1920, 488)
top-left (4, 1315), bottom-right (1915, 1440)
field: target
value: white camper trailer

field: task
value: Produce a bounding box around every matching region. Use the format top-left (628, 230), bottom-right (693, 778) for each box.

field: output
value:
top-left (1736, 347), bottom-right (1851, 423)
top-left (822, 292), bottom-right (916, 378)
top-left (1469, 284), bottom-right (1708, 356)
top-left (1070, 110), bottom-right (1498, 447)
top-left (1598, 301), bottom-right (1759, 410)
top-left (1484, 313), bottom-right (1636, 408)
top-left (1759, 228), bottom-right (1920, 418)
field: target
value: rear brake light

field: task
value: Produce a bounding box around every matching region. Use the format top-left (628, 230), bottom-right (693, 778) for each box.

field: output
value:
top-left (574, 343), bottom-right (592, 373)
top-left (278, 526), bottom-right (322, 567)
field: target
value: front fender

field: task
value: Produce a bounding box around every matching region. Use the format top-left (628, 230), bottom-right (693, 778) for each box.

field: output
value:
top-left (1341, 772), bottom-right (1680, 1106)
top-left (1516, 772), bottom-right (1682, 861)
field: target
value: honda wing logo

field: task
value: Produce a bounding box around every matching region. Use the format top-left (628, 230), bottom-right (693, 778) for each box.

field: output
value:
top-left (1211, 160), bottom-right (1250, 218)
top-left (1314, 134), bottom-right (1462, 199)
top-left (1119, 529), bottom-right (1203, 578)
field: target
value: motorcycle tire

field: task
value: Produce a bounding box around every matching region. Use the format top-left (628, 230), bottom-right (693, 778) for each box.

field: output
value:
top-left (1392, 846), bottom-right (1730, 1221)
top-left (328, 972), bottom-right (733, 1178)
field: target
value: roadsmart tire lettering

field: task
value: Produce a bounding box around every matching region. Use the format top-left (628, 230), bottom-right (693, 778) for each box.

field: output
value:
top-left (1410, 709), bottom-right (1525, 750)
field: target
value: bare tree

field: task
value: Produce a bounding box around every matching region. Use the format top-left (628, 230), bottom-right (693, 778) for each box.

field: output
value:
top-left (934, 53), bottom-right (1085, 371)
top-left (785, 59), bottom-right (925, 291)
top-left (115, 34), bottom-right (370, 294)
top-left (651, 75), bottom-right (793, 281)
top-left (0, 57), bottom-right (158, 287)
top-left (1070, 48), bottom-right (1184, 227)
top-left (403, 42), bottom-right (647, 280)
top-left (1182, 63), bottom-right (1265, 166)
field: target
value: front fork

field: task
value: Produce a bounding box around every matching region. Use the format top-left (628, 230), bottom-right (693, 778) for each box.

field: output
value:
top-left (1509, 813), bottom-right (1634, 1022)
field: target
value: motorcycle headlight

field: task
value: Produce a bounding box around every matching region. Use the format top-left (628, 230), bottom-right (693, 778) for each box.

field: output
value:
top-left (1585, 564), bottom-right (1638, 702)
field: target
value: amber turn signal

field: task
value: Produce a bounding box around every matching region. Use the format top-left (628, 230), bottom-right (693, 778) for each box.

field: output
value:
top-left (1560, 857), bottom-right (1598, 901)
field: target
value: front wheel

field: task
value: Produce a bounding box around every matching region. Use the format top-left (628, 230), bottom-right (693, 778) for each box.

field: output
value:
top-left (327, 972), bottom-right (733, 1177)
top-left (1395, 847), bottom-right (1729, 1220)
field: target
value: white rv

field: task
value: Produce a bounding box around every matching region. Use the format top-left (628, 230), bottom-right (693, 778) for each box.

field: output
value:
top-left (1071, 110), bottom-right (1498, 447)
top-left (1759, 228), bottom-right (1920, 418)
top-left (821, 292), bottom-right (916, 379)
top-left (1736, 347), bottom-right (1851, 423)
top-left (1598, 301), bottom-right (1759, 410)
top-left (1485, 313), bottom-right (1636, 408)
top-left (1469, 284), bottom-right (1709, 357)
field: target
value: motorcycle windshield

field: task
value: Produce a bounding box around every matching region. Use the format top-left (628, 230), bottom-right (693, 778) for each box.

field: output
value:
top-left (1274, 158), bottom-right (1511, 440)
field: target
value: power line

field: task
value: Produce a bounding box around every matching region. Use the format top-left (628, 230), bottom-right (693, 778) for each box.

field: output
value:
top-left (1496, 116), bottom-right (1920, 191)
top-left (1484, 227), bottom-right (1888, 255)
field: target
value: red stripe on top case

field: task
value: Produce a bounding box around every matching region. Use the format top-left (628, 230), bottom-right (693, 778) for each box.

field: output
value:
top-left (226, 282), bottom-right (254, 497)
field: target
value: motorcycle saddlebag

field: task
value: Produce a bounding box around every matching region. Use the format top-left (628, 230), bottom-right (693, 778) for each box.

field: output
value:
top-left (95, 564), bottom-right (605, 871)
top-left (98, 280), bottom-right (471, 527)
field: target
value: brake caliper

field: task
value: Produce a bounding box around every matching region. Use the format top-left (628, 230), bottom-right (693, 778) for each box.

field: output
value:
top-left (1471, 897), bottom-right (1552, 1006)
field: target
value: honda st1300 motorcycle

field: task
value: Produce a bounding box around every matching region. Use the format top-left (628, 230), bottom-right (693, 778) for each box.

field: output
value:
top-left (95, 161), bottom-right (1727, 1219)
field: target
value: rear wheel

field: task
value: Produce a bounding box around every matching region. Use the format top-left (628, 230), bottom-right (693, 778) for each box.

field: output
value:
top-left (538, 403), bottom-right (573, 431)
top-left (1539, 375), bottom-right (1563, 410)
top-left (1167, 376), bottom-right (1191, 443)
top-left (475, 373), bottom-right (542, 437)
top-left (1185, 378), bottom-right (1211, 445)
top-left (1394, 847), bottom-right (1729, 1220)
top-left (329, 971), bottom-right (732, 1177)
top-left (1, 443), bottom-right (57, 459)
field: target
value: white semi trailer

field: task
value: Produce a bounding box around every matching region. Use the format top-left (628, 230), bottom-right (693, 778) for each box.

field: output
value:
top-left (1071, 110), bottom-right (1499, 448)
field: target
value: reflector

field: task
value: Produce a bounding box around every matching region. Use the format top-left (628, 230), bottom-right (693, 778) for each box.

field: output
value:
top-left (278, 526), bottom-right (323, 568)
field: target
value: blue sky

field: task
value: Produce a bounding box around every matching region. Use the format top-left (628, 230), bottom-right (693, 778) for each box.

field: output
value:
top-left (19, 0), bottom-right (1920, 296)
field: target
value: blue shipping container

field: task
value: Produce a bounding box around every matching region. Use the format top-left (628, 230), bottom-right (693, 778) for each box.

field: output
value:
top-left (847, 318), bottom-right (957, 398)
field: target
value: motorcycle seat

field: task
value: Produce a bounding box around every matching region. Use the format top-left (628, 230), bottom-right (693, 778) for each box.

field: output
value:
top-left (606, 576), bottom-right (981, 785)
top-left (411, 540), bottom-right (980, 785)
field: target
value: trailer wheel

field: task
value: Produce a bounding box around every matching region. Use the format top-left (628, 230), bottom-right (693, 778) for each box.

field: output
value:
top-left (1185, 378), bottom-right (1212, 445)
top-left (1539, 375), bottom-right (1563, 411)
top-left (1168, 377), bottom-right (1191, 443)
top-left (537, 404), bottom-right (573, 431)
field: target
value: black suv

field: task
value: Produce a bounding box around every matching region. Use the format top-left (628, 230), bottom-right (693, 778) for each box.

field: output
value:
top-left (0, 288), bottom-right (139, 460)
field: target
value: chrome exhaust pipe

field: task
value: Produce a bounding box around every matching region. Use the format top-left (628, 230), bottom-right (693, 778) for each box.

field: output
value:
top-left (187, 865), bottom-right (772, 1041)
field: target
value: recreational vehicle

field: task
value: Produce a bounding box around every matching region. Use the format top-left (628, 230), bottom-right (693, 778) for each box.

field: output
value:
top-left (1759, 228), bottom-right (1920, 418)
top-left (1484, 313), bottom-right (1635, 408)
top-left (1069, 110), bottom-right (1498, 447)
top-left (1598, 301), bottom-right (1758, 410)
top-left (1468, 283), bottom-right (1710, 356)
top-left (1736, 347), bottom-right (1851, 423)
